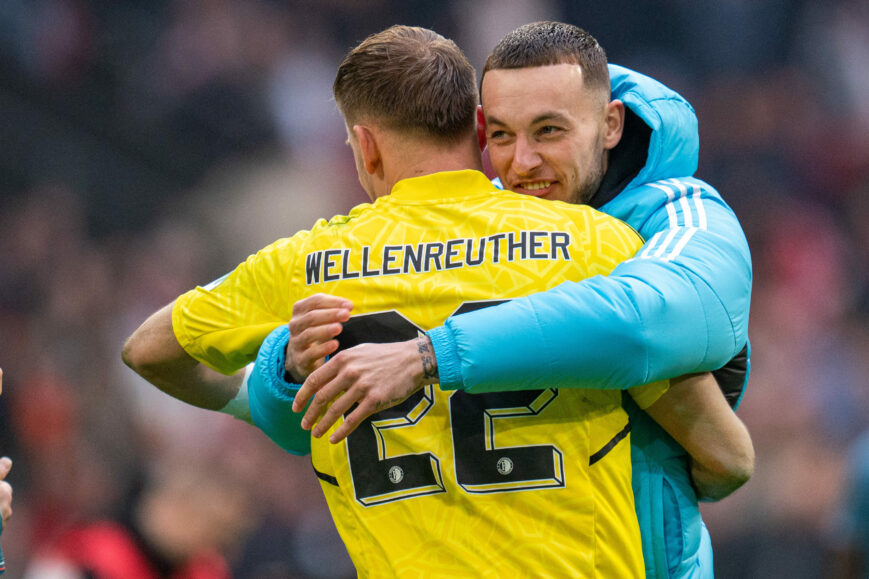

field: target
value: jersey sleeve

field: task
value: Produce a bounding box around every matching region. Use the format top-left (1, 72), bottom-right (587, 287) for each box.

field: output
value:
top-left (627, 380), bottom-right (670, 410)
top-left (172, 237), bottom-right (301, 375)
top-left (429, 179), bottom-right (752, 393)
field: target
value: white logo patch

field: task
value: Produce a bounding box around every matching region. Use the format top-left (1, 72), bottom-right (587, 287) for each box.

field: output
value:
top-left (496, 457), bottom-right (514, 476)
top-left (388, 465), bottom-right (404, 484)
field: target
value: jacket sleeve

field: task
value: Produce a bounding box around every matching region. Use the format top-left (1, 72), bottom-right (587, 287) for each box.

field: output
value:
top-left (248, 325), bottom-right (311, 455)
top-left (428, 179), bottom-right (752, 392)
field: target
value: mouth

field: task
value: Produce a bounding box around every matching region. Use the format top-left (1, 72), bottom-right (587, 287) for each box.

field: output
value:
top-left (512, 180), bottom-right (555, 198)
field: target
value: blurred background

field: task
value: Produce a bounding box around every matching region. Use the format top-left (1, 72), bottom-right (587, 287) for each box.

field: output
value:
top-left (0, 0), bottom-right (867, 577)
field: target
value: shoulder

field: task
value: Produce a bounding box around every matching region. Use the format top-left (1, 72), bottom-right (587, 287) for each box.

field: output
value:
top-left (256, 201), bottom-right (377, 256)
top-left (545, 199), bottom-right (644, 258)
top-left (493, 190), bottom-right (618, 220)
top-left (604, 176), bottom-right (736, 232)
top-left (624, 177), bottom-right (727, 208)
top-left (501, 192), bottom-right (640, 237)
top-left (309, 201), bottom-right (376, 233)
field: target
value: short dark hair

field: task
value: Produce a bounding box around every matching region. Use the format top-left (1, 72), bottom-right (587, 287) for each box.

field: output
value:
top-left (333, 25), bottom-right (478, 143)
top-left (482, 21), bottom-right (610, 97)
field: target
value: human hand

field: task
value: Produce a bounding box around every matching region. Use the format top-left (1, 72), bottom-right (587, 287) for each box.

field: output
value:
top-left (292, 336), bottom-right (439, 443)
top-left (0, 457), bottom-right (11, 529)
top-left (285, 294), bottom-right (353, 382)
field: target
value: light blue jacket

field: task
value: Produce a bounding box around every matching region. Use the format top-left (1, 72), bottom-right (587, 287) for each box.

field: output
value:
top-left (426, 65), bottom-right (752, 577)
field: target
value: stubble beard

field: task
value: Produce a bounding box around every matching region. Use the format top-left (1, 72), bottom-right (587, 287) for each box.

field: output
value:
top-left (571, 160), bottom-right (605, 205)
top-left (571, 140), bottom-right (608, 206)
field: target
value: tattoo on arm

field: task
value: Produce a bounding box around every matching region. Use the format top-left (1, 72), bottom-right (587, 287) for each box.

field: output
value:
top-left (417, 336), bottom-right (438, 382)
top-left (374, 396), bottom-right (406, 412)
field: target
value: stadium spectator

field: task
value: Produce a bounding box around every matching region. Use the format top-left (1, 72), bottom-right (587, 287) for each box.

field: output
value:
top-left (21, 455), bottom-right (253, 579)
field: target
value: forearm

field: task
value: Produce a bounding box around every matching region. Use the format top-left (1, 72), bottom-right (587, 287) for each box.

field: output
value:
top-left (431, 192), bottom-right (752, 393)
top-left (432, 262), bottom-right (738, 392)
top-left (685, 403), bottom-right (754, 502)
top-left (691, 457), bottom-right (751, 502)
top-left (645, 373), bottom-right (755, 502)
top-left (122, 302), bottom-right (242, 410)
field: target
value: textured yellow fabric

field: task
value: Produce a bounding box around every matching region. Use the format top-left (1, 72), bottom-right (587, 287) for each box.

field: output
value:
top-left (173, 170), bottom-right (664, 577)
top-left (628, 380), bottom-right (671, 410)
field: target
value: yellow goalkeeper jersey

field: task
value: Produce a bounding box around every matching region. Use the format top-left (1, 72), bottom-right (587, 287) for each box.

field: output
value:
top-left (173, 170), bottom-right (666, 578)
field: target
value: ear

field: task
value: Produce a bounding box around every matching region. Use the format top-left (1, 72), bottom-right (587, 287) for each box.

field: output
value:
top-left (353, 124), bottom-right (382, 175)
top-left (476, 105), bottom-right (487, 151)
top-left (603, 99), bottom-right (625, 151)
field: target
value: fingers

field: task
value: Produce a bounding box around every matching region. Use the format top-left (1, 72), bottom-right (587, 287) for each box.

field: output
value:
top-left (299, 368), bottom-right (353, 430)
top-left (310, 385), bottom-right (362, 438)
top-left (288, 308), bottom-right (352, 336)
top-left (289, 325), bottom-right (341, 376)
top-left (291, 294), bottom-right (353, 321)
top-left (299, 366), bottom-right (378, 441)
top-left (290, 340), bottom-right (425, 448)
top-left (286, 295), bottom-right (353, 379)
top-left (290, 320), bottom-right (344, 345)
top-left (0, 458), bottom-right (10, 481)
top-left (328, 404), bottom-right (371, 443)
top-left (293, 355), bottom-right (341, 413)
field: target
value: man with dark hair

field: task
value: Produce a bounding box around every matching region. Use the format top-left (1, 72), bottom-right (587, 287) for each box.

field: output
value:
top-left (289, 21), bottom-right (753, 578)
top-left (124, 24), bottom-right (751, 576)
top-left (480, 21), bottom-right (614, 206)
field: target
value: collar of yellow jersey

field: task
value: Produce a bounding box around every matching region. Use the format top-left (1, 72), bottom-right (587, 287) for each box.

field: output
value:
top-left (386, 170), bottom-right (497, 204)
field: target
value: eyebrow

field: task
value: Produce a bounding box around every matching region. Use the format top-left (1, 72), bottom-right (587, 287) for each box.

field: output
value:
top-left (486, 112), bottom-right (570, 127)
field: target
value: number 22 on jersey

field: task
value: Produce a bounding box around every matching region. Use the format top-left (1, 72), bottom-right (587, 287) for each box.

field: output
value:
top-left (336, 302), bottom-right (566, 507)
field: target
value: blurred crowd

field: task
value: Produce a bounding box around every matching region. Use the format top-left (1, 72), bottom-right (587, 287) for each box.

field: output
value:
top-left (0, 1), bottom-right (867, 577)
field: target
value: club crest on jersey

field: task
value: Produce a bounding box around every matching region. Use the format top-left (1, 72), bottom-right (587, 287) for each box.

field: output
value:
top-left (388, 465), bottom-right (404, 484)
top-left (496, 457), bottom-right (514, 476)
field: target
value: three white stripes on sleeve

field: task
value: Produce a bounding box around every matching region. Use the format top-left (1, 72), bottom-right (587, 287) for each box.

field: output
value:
top-left (636, 179), bottom-right (708, 263)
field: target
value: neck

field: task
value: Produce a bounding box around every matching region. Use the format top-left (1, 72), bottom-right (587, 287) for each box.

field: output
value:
top-left (374, 134), bottom-right (483, 198)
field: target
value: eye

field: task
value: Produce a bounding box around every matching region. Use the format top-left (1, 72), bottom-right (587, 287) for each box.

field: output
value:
top-left (537, 125), bottom-right (562, 137)
top-left (487, 129), bottom-right (513, 144)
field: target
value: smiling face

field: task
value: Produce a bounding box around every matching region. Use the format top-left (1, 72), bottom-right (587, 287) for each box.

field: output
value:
top-left (481, 63), bottom-right (622, 205)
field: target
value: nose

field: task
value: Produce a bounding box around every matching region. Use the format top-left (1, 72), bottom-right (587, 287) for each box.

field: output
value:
top-left (511, 135), bottom-right (542, 176)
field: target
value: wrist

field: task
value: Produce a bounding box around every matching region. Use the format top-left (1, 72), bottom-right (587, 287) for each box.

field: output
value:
top-left (416, 335), bottom-right (439, 384)
top-left (426, 326), bottom-right (464, 390)
top-left (218, 363), bottom-right (254, 424)
top-left (283, 345), bottom-right (306, 384)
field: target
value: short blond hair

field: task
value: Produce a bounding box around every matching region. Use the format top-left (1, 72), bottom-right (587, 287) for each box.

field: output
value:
top-left (333, 25), bottom-right (478, 143)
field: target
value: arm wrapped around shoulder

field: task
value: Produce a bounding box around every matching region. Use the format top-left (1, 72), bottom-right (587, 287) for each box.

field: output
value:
top-left (248, 325), bottom-right (312, 456)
